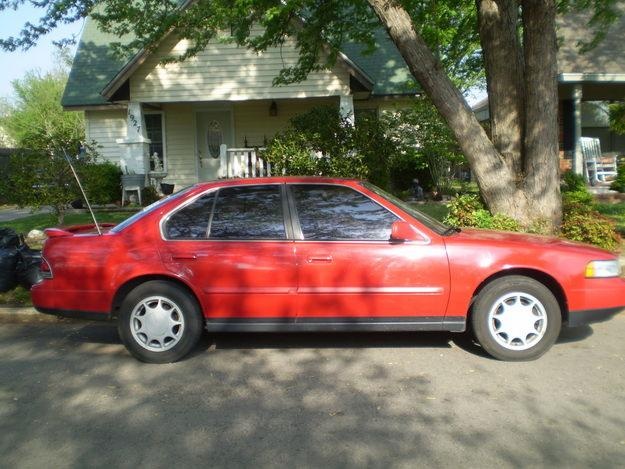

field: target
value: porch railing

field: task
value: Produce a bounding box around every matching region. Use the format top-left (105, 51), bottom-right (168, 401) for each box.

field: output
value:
top-left (219, 144), bottom-right (271, 178)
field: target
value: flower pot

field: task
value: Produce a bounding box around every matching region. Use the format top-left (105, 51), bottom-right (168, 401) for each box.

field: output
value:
top-left (160, 183), bottom-right (175, 195)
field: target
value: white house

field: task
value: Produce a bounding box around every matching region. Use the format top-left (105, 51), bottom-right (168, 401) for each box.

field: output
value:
top-left (62, 18), bottom-right (418, 190)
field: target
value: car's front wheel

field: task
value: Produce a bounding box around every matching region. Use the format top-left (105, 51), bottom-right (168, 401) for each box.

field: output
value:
top-left (472, 276), bottom-right (562, 361)
top-left (118, 281), bottom-right (204, 363)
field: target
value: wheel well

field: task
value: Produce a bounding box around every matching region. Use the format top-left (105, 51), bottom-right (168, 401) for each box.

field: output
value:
top-left (110, 275), bottom-right (202, 319)
top-left (469, 269), bottom-right (569, 322)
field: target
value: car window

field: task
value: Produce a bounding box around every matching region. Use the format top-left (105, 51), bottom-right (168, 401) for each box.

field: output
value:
top-left (290, 184), bottom-right (398, 240)
top-left (209, 185), bottom-right (286, 240)
top-left (361, 181), bottom-right (449, 235)
top-left (165, 192), bottom-right (215, 239)
top-left (112, 186), bottom-right (194, 233)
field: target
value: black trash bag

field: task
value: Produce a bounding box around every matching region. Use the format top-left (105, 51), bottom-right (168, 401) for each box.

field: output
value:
top-left (0, 247), bottom-right (19, 293)
top-left (15, 245), bottom-right (42, 289)
top-left (0, 227), bottom-right (20, 249)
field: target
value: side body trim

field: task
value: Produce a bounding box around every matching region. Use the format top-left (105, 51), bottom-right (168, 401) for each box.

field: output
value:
top-left (204, 316), bottom-right (466, 333)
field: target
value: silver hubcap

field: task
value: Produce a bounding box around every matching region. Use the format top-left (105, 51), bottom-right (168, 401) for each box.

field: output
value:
top-left (130, 296), bottom-right (185, 352)
top-left (488, 291), bottom-right (548, 351)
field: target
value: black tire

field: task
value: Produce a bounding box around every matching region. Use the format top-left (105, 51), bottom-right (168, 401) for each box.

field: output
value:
top-left (117, 280), bottom-right (204, 363)
top-left (471, 276), bottom-right (561, 361)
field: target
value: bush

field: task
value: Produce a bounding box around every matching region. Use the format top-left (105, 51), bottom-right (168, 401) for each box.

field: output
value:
top-left (262, 107), bottom-right (370, 181)
top-left (1, 149), bottom-right (84, 224)
top-left (561, 203), bottom-right (621, 251)
top-left (444, 194), bottom-right (520, 231)
top-left (141, 186), bottom-right (160, 206)
top-left (81, 161), bottom-right (122, 205)
top-left (263, 103), bottom-right (464, 193)
top-left (444, 194), bottom-right (480, 226)
top-left (610, 161), bottom-right (625, 193)
top-left (445, 192), bottom-right (620, 250)
top-left (561, 170), bottom-right (593, 205)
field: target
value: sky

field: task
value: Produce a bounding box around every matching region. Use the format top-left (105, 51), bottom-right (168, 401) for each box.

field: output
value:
top-left (0, 4), bottom-right (83, 100)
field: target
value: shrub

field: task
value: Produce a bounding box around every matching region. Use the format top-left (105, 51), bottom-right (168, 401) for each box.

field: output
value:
top-left (444, 195), bottom-right (520, 231)
top-left (560, 204), bottom-right (621, 251)
top-left (81, 161), bottom-right (122, 205)
top-left (141, 186), bottom-right (160, 206)
top-left (2, 149), bottom-right (84, 224)
top-left (561, 170), bottom-right (594, 205)
top-left (609, 161), bottom-right (625, 193)
top-left (262, 107), bottom-right (369, 181)
top-left (445, 191), bottom-right (619, 250)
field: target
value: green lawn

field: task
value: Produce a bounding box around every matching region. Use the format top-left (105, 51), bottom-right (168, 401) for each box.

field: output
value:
top-left (0, 210), bottom-right (138, 234)
top-left (414, 202), bottom-right (449, 222)
top-left (596, 202), bottom-right (625, 234)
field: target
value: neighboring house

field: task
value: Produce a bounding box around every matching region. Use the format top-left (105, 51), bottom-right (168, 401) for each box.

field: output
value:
top-left (474, 3), bottom-right (625, 175)
top-left (62, 18), bottom-right (417, 189)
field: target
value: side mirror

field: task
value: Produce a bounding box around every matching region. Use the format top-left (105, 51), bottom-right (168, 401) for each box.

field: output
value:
top-left (390, 220), bottom-right (420, 242)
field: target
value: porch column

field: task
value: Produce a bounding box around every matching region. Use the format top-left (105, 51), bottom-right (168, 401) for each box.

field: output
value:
top-left (117, 102), bottom-right (151, 176)
top-left (572, 84), bottom-right (583, 175)
top-left (339, 95), bottom-right (355, 126)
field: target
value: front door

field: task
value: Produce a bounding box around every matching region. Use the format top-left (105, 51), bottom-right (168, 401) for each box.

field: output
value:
top-left (289, 184), bottom-right (450, 326)
top-left (196, 111), bottom-right (233, 181)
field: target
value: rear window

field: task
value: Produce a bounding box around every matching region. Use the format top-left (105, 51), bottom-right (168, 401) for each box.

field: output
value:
top-left (163, 184), bottom-right (286, 240)
top-left (112, 187), bottom-right (193, 233)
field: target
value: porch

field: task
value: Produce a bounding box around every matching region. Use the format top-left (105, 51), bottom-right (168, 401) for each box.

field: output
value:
top-left (108, 95), bottom-right (356, 189)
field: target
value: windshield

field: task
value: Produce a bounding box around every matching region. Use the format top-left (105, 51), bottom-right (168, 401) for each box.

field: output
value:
top-left (361, 181), bottom-right (450, 235)
top-left (111, 186), bottom-right (194, 233)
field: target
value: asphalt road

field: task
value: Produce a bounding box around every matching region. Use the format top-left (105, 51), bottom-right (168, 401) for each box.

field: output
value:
top-left (1, 314), bottom-right (624, 468)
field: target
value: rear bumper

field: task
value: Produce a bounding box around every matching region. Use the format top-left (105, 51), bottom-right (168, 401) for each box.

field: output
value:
top-left (567, 306), bottom-right (623, 327)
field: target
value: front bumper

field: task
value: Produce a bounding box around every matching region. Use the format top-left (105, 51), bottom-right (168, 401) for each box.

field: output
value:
top-left (567, 306), bottom-right (623, 327)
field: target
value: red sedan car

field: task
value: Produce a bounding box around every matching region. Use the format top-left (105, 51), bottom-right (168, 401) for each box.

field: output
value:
top-left (32, 177), bottom-right (625, 363)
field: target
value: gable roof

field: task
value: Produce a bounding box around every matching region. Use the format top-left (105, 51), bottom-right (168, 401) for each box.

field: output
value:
top-left (62, 18), bottom-right (417, 108)
top-left (62, 17), bottom-right (137, 108)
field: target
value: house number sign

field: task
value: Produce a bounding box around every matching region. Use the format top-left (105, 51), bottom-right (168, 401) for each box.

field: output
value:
top-left (128, 111), bottom-right (141, 134)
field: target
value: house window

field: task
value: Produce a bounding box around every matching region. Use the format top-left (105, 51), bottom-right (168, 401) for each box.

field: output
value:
top-left (145, 113), bottom-right (166, 171)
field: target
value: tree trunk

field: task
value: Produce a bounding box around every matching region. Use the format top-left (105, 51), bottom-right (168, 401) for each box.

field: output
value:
top-left (368, 0), bottom-right (562, 231)
top-left (477, 0), bottom-right (525, 176)
top-left (522, 0), bottom-right (562, 228)
top-left (368, 0), bottom-right (531, 222)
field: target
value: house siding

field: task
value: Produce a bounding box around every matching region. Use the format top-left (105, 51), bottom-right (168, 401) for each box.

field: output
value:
top-left (85, 109), bottom-right (127, 166)
top-left (557, 2), bottom-right (625, 75)
top-left (232, 97), bottom-right (336, 147)
top-left (130, 31), bottom-right (351, 103)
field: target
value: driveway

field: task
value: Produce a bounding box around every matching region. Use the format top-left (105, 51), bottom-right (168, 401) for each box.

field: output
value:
top-left (0, 314), bottom-right (624, 468)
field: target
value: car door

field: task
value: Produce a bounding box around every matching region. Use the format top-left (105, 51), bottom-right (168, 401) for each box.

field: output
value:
top-left (161, 184), bottom-right (297, 322)
top-left (289, 183), bottom-right (450, 327)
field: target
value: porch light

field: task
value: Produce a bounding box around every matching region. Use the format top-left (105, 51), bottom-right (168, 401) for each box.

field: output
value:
top-left (269, 100), bottom-right (278, 116)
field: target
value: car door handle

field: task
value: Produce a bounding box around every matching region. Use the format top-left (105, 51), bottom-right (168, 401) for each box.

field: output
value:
top-left (172, 254), bottom-right (197, 260)
top-left (307, 256), bottom-right (333, 263)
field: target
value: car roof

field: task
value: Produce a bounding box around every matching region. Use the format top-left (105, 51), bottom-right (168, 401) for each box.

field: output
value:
top-left (193, 176), bottom-right (362, 190)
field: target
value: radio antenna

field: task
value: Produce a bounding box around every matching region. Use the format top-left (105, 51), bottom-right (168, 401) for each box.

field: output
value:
top-left (62, 148), bottom-right (102, 235)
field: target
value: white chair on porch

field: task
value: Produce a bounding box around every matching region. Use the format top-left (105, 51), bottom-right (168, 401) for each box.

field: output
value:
top-left (580, 137), bottom-right (617, 185)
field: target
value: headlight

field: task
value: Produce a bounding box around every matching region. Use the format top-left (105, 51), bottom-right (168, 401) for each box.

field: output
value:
top-left (585, 260), bottom-right (621, 278)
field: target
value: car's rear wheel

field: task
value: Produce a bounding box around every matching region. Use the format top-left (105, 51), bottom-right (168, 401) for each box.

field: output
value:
top-left (118, 281), bottom-right (203, 363)
top-left (471, 276), bottom-right (562, 361)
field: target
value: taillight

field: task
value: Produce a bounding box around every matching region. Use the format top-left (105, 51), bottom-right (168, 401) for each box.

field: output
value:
top-left (40, 257), bottom-right (53, 279)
